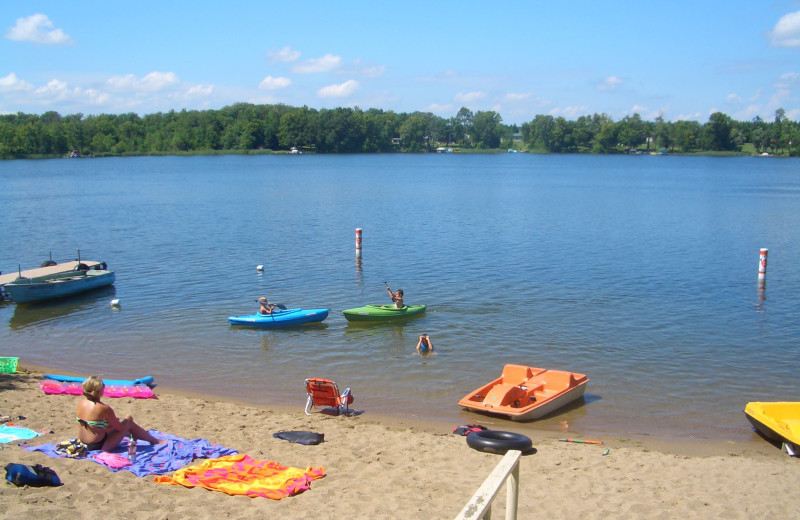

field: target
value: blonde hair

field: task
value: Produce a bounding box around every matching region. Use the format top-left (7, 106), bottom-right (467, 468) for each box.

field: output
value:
top-left (82, 375), bottom-right (105, 402)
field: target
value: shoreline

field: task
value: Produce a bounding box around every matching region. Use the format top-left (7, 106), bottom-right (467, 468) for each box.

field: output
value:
top-left (18, 362), bottom-right (777, 458)
top-left (3, 364), bottom-right (800, 519)
top-left (5, 148), bottom-right (776, 161)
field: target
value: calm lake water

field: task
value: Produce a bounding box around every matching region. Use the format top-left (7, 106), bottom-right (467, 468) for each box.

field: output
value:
top-left (1, 153), bottom-right (799, 442)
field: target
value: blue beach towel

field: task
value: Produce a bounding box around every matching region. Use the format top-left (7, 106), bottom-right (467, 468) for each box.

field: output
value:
top-left (0, 424), bottom-right (47, 443)
top-left (26, 429), bottom-right (238, 477)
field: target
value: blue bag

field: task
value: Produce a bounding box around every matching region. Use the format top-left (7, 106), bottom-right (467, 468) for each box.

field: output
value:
top-left (4, 463), bottom-right (62, 487)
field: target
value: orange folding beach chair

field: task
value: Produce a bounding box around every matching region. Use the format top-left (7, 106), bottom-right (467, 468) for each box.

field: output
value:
top-left (304, 378), bottom-right (354, 415)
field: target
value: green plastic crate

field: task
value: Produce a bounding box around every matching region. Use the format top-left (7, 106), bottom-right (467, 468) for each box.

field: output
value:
top-left (0, 357), bottom-right (19, 374)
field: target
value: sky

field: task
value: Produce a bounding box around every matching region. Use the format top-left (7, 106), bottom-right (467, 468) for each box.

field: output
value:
top-left (1, 1), bottom-right (799, 124)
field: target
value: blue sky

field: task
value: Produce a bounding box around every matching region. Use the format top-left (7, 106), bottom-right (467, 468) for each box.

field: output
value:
top-left (1, 1), bottom-right (799, 124)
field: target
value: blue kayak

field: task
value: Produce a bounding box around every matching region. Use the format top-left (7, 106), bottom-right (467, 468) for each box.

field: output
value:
top-left (228, 308), bottom-right (329, 327)
top-left (44, 374), bottom-right (155, 387)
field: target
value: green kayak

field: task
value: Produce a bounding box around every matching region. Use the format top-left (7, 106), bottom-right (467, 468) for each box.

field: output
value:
top-left (342, 304), bottom-right (427, 322)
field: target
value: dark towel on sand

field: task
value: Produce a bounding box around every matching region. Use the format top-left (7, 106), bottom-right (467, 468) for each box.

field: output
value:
top-left (273, 431), bottom-right (324, 445)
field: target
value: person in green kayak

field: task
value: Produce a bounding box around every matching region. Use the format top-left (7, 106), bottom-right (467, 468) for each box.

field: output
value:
top-left (385, 284), bottom-right (404, 308)
top-left (258, 296), bottom-right (276, 315)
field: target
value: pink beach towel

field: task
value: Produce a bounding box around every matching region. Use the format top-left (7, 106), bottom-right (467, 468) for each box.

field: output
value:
top-left (91, 452), bottom-right (132, 469)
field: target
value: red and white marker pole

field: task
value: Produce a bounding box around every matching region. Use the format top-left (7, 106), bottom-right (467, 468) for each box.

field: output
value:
top-left (758, 248), bottom-right (768, 284)
top-left (355, 228), bottom-right (363, 258)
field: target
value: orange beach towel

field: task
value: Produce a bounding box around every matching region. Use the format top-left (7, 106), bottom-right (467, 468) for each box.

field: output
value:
top-left (154, 454), bottom-right (325, 499)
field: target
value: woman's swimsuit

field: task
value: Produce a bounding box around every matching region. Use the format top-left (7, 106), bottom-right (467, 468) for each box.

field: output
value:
top-left (84, 434), bottom-right (107, 451)
top-left (77, 417), bottom-right (109, 429)
top-left (77, 417), bottom-right (109, 450)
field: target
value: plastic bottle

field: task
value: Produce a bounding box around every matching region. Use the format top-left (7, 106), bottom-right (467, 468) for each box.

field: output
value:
top-left (127, 434), bottom-right (136, 462)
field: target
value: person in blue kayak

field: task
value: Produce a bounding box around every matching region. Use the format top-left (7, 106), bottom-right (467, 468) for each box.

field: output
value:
top-left (416, 334), bottom-right (434, 353)
top-left (258, 296), bottom-right (276, 315)
top-left (385, 284), bottom-right (404, 308)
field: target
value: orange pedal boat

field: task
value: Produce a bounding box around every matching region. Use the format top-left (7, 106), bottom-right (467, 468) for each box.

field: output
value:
top-left (458, 364), bottom-right (589, 421)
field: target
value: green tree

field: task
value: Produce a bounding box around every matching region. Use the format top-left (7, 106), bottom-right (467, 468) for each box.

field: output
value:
top-left (593, 121), bottom-right (619, 153)
top-left (398, 113), bottom-right (430, 151)
top-left (470, 111), bottom-right (502, 148)
top-left (453, 107), bottom-right (473, 147)
top-left (278, 106), bottom-right (317, 150)
top-left (705, 112), bottom-right (735, 151)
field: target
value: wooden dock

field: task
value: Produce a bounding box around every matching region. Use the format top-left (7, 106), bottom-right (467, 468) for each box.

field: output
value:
top-left (0, 260), bottom-right (102, 287)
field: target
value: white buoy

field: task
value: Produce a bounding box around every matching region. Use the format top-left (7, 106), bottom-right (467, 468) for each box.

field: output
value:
top-left (256, 265), bottom-right (264, 271)
top-left (110, 299), bottom-right (120, 307)
top-left (758, 248), bottom-right (768, 284)
top-left (355, 228), bottom-right (362, 258)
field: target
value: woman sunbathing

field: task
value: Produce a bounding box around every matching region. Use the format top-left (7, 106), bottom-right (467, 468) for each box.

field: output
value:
top-left (75, 375), bottom-right (166, 451)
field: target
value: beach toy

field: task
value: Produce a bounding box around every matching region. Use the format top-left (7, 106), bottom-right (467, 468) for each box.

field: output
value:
top-left (0, 357), bottom-right (19, 374)
top-left (43, 374), bottom-right (154, 387)
top-left (39, 380), bottom-right (155, 399)
top-left (466, 430), bottom-right (533, 454)
top-left (558, 438), bottom-right (604, 445)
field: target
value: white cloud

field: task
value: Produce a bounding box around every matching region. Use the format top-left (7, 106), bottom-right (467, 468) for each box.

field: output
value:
top-left (0, 72), bottom-right (34, 92)
top-left (750, 88), bottom-right (762, 102)
top-left (548, 106), bottom-right (589, 118)
top-left (503, 92), bottom-right (531, 102)
top-left (268, 46), bottom-right (301, 63)
top-left (106, 75), bottom-right (137, 90)
top-left (84, 88), bottom-right (109, 105)
top-left (317, 79), bottom-right (359, 98)
top-left (106, 72), bottom-right (180, 92)
top-left (631, 104), bottom-right (648, 113)
top-left (426, 103), bottom-right (454, 114)
top-left (733, 105), bottom-right (766, 121)
top-left (5, 13), bottom-right (74, 45)
top-left (292, 54), bottom-right (342, 74)
top-left (768, 10), bottom-right (800, 48)
top-left (775, 72), bottom-right (800, 90)
top-left (359, 65), bottom-right (386, 78)
top-left (29, 79), bottom-right (109, 107)
top-left (454, 91), bottom-right (486, 103)
top-left (141, 72), bottom-right (180, 90)
top-left (726, 93), bottom-right (742, 103)
top-left (677, 112), bottom-right (702, 121)
top-left (35, 79), bottom-right (69, 95)
top-left (596, 76), bottom-right (623, 91)
top-left (258, 76), bottom-right (292, 90)
top-left (769, 89), bottom-right (790, 107)
top-left (185, 84), bottom-right (214, 97)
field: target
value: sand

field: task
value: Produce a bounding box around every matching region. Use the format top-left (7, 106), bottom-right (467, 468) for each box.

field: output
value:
top-left (2, 365), bottom-right (799, 519)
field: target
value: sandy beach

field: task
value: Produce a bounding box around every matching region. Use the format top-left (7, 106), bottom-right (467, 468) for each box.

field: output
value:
top-left (2, 364), bottom-right (799, 519)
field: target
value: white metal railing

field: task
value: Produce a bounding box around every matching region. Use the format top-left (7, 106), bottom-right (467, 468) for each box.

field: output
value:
top-left (454, 449), bottom-right (521, 520)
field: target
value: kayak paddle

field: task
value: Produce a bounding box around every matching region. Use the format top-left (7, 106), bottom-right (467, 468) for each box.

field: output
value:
top-left (254, 300), bottom-right (287, 310)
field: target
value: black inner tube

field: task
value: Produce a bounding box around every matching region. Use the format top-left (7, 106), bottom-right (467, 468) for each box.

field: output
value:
top-left (466, 430), bottom-right (533, 454)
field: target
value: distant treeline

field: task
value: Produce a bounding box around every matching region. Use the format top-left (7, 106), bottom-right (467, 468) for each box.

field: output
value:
top-left (0, 103), bottom-right (797, 158)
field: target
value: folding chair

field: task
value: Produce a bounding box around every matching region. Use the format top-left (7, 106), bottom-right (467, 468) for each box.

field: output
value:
top-left (304, 377), bottom-right (354, 415)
